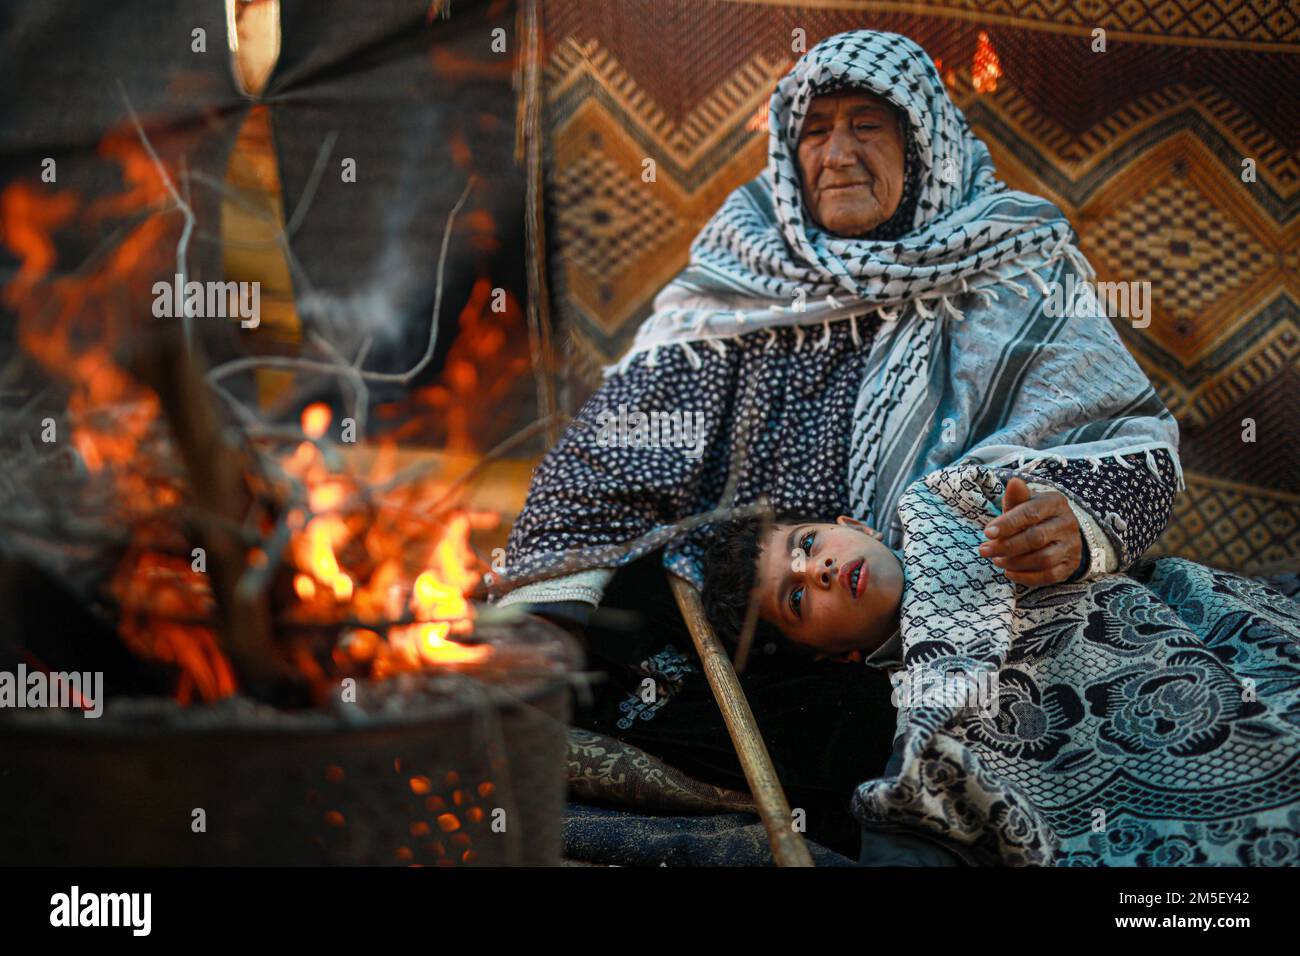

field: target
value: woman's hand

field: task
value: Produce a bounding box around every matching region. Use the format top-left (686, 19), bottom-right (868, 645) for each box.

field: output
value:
top-left (979, 477), bottom-right (1082, 585)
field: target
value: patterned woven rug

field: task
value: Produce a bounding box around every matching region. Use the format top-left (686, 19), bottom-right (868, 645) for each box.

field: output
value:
top-left (535, 0), bottom-right (1299, 574)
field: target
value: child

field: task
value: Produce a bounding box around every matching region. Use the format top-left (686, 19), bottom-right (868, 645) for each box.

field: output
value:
top-left (701, 476), bottom-right (1095, 662)
top-left (701, 513), bottom-right (905, 664)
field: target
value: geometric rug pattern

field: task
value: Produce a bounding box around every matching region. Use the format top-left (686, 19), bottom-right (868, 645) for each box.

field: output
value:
top-left (536, 0), bottom-right (1300, 573)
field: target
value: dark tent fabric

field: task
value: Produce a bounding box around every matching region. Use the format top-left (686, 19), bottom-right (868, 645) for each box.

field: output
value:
top-left (0, 0), bottom-right (534, 420)
top-left (265, 0), bottom-right (529, 383)
top-left (0, 1), bottom-right (235, 298)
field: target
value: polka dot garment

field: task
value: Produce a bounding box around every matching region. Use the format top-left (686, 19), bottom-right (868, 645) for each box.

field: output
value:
top-left (996, 448), bottom-right (1180, 567)
top-left (502, 314), bottom-right (1181, 592)
top-left (505, 317), bottom-right (879, 587)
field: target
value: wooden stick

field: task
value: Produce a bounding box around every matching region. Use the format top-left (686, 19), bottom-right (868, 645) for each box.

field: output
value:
top-left (518, 0), bottom-right (560, 447)
top-left (125, 328), bottom-right (310, 706)
top-left (668, 574), bottom-right (815, 867)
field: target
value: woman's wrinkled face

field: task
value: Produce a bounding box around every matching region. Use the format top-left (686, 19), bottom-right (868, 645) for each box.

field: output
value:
top-left (796, 90), bottom-right (907, 237)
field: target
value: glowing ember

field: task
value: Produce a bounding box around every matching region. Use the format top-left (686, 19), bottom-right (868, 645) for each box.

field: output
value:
top-left (301, 402), bottom-right (331, 440)
top-left (972, 31), bottom-right (1002, 94)
top-left (294, 573), bottom-right (316, 601)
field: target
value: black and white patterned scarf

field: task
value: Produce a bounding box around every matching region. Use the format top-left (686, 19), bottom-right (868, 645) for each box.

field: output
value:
top-left (613, 28), bottom-right (1083, 354)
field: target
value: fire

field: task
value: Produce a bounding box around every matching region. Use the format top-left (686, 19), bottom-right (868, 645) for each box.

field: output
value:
top-left (112, 398), bottom-right (496, 694)
top-left (1, 127), bottom-right (503, 707)
top-left (389, 275), bottom-right (530, 452)
top-left (285, 404), bottom-right (494, 675)
top-left (972, 31), bottom-right (1003, 94)
top-left (301, 401), bottom-right (330, 439)
top-left (300, 514), bottom-right (346, 582)
top-left (294, 574), bottom-right (316, 601)
top-left (382, 513), bottom-right (490, 669)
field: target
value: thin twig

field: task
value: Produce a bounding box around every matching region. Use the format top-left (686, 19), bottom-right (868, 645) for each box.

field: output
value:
top-left (284, 130), bottom-right (338, 239)
top-left (186, 168), bottom-right (321, 298)
top-left (477, 498), bottom-right (770, 602)
top-left (118, 80), bottom-right (196, 353)
top-left (186, 130), bottom-right (336, 250)
top-left (205, 176), bottom-right (476, 392)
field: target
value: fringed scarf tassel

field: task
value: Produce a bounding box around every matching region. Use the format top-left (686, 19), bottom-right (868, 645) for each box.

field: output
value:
top-left (1021, 267), bottom-right (1052, 297)
top-left (816, 319), bottom-right (832, 350)
top-left (1001, 276), bottom-right (1031, 300)
top-left (1143, 448), bottom-right (1160, 478)
top-left (972, 283), bottom-right (999, 306)
top-left (1015, 451), bottom-right (1067, 474)
top-left (1063, 243), bottom-right (1096, 282)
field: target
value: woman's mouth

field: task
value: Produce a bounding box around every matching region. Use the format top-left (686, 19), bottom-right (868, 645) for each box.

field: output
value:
top-left (840, 557), bottom-right (868, 598)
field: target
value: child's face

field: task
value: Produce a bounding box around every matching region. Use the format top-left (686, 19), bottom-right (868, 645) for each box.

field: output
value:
top-left (753, 516), bottom-right (903, 656)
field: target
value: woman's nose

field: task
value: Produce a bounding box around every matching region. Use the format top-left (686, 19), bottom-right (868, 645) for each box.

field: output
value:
top-left (824, 127), bottom-right (858, 166)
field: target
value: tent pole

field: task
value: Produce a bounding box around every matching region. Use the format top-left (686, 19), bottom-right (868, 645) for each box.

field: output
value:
top-left (668, 575), bottom-right (815, 867)
top-left (517, 0), bottom-right (561, 447)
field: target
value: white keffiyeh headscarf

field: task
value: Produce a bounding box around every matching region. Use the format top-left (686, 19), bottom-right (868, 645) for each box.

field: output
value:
top-left (612, 29), bottom-right (1091, 370)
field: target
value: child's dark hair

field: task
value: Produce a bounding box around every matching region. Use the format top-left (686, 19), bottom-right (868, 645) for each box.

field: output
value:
top-left (700, 509), bottom-right (820, 657)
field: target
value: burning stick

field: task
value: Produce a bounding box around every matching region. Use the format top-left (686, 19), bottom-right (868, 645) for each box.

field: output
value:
top-left (123, 326), bottom-right (310, 705)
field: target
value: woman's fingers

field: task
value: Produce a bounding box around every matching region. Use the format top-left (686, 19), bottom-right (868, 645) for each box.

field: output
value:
top-left (978, 484), bottom-right (1083, 584)
top-left (1002, 565), bottom-right (1076, 587)
top-left (995, 541), bottom-right (1071, 573)
top-left (986, 478), bottom-right (1045, 539)
top-left (980, 512), bottom-right (1076, 558)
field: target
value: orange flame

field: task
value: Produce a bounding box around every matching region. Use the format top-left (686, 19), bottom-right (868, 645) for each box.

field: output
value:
top-left (972, 32), bottom-right (1003, 94)
top-left (2, 125), bottom-right (501, 705)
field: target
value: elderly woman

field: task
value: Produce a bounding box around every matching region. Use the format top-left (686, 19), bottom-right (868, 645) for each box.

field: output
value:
top-left (505, 30), bottom-right (1181, 605)
top-left (497, 32), bottom-right (1187, 854)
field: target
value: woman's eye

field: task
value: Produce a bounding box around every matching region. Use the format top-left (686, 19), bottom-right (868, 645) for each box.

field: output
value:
top-left (855, 124), bottom-right (880, 132)
top-left (789, 586), bottom-right (804, 619)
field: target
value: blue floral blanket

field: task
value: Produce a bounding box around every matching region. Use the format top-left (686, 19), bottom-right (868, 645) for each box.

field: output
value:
top-left (852, 465), bottom-right (1300, 866)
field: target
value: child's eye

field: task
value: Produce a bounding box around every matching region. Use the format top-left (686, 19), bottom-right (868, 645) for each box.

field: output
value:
top-left (789, 530), bottom-right (815, 619)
